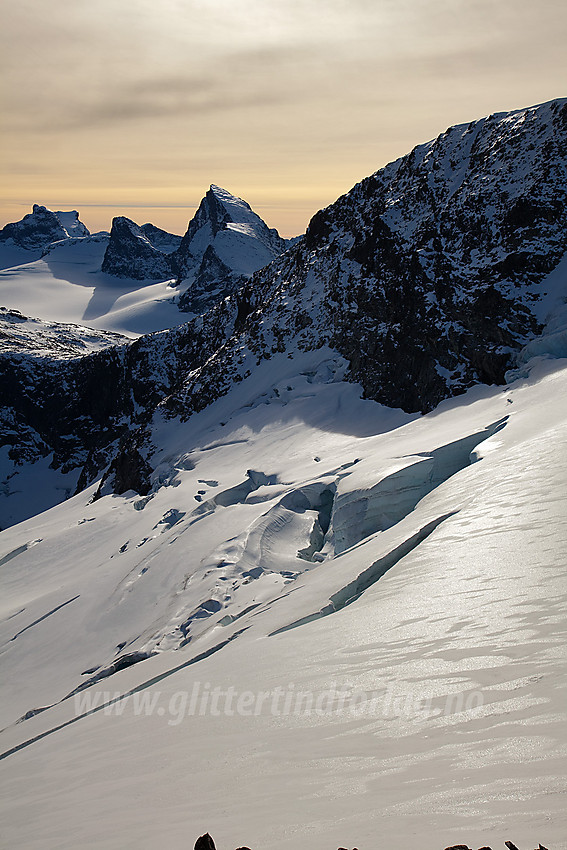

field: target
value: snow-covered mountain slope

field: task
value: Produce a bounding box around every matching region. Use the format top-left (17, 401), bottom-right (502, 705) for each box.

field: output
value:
top-left (0, 235), bottom-right (185, 337)
top-left (0, 297), bottom-right (240, 529)
top-left (0, 204), bottom-right (90, 269)
top-left (1, 98), bottom-right (567, 849)
top-left (0, 189), bottom-right (289, 335)
top-left (0, 355), bottom-right (566, 849)
top-left (0, 307), bottom-right (128, 357)
top-left (173, 185), bottom-right (287, 313)
top-left (177, 98), bottom-right (565, 416)
top-left (2, 99), bottom-right (566, 534)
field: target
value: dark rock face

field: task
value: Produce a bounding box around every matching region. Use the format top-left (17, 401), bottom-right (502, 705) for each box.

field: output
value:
top-left (173, 185), bottom-right (286, 313)
top-left (0, 204), bottom-right (70, 251)
top-left (194, 833), bottom-right (216, 850)
top-left (171, 98), bottom-right (567, 416)
top-left (101, 216), bottom-right (174, 280)
top-left (0, 294), bottom-right (239, 527)
top-left (140, 222), bottom-right (182, 253)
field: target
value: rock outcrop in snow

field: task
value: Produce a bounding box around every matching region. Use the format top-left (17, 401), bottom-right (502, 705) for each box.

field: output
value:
top-left (101, 216), bottom-right (174, 280)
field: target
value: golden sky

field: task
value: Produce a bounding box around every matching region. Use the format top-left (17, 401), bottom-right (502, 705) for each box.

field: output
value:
top-left (1, 0), bottom-right (565, 237)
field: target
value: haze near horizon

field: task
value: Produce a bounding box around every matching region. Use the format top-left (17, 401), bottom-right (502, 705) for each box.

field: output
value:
top-left (1, 0), bottom-right (566, 237)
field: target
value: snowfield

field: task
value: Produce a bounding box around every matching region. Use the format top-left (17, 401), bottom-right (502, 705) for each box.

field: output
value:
top-left (1, 101), bottom-right (567, 850)
top-left (1, 350), bottom-right (566, 850)
top-left (0, 237), bottom-right (184, 338)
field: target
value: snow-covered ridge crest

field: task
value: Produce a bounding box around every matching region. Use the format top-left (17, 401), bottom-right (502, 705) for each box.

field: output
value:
top-left (0, 204), bottom-right (90, 255)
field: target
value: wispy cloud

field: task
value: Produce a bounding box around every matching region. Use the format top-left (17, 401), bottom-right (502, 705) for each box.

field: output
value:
top-left (37, 75), bottom-right (288, 131)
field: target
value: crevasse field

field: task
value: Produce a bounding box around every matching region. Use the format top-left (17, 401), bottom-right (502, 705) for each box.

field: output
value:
top-left (1, 164), bottom-right (567, 848)
top-left (1, 340), bottom-right (566, 848)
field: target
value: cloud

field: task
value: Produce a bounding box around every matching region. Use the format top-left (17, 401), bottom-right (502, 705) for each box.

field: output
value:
top-left (28, 70), bottom-right (291, 132)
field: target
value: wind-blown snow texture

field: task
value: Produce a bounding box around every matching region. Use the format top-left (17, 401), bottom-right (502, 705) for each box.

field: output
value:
top-left (1, 97), bottom-right (567, 850)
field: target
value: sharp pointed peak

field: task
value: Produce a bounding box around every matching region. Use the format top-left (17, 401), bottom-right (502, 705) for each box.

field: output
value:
top-left (207, 184), bottom-right (251, 210)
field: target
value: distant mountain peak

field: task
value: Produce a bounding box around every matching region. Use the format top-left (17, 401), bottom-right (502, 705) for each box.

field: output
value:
top-left (208, 184), bottom-right (253, 213)
top-left (172, 185), bottom-right (287, 311)
top-left (0, 204), bottom-right (90, 251)
top-left (101, 216), bottom-right (174, 281)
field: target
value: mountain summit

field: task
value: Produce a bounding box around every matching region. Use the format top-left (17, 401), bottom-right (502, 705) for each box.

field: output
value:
top-left (98, 186), bottom-right (287, 313)
top-left (0, 204), bottom-right (90, 253)
top-left (173, 185), bottom-right (286, 280)
top-left (101, 216), bottom-right (174, 281)
top-left (171, 185), bottom-right (286, 312)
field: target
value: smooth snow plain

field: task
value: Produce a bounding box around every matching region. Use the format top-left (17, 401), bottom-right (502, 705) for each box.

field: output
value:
top-left (0, 237), bottom-right (185, 337)
top-left (1, 342), bottom-right (566, 850)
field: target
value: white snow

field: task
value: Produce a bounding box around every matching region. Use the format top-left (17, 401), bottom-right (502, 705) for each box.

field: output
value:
top-left (0, 238), bottom-right (188, 337)
top-left (1, 348), bottom-right (566, 849)
top-left (54, 210), bottom-right (90, 239)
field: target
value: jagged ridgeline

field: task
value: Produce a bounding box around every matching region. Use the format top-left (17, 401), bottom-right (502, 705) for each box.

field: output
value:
top-left (189, 97), bottom-right (565, 415)
top-left (100, 184), bottom-right (288, 312)
top-left (1, 98), bottom-right (566, 515)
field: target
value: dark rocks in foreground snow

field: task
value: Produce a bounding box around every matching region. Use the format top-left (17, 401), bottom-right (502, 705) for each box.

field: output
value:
top-left (194, 836), bottom-right (550, 850)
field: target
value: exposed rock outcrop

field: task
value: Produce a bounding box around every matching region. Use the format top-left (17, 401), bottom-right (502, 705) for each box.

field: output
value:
top-left (0, 204), bottom-right (89, 251)
top-left (101, 216), bottom-right (174, 280)
top-left (140, 222), bottom-right (183, 254)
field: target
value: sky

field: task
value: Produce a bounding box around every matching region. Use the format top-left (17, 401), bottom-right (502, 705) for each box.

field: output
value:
top-left (1, 0), bottom-right (566, 237)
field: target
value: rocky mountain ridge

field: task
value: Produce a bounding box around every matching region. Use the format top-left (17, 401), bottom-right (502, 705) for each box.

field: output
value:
top-left (168, 98), bottom-right (566, 418)
top-left (0, 204), bottom-right (90, 253)
top-left (1, 98), bottom-right (566, 526)
top-left (101, 216), bottom-right (174, 281)
top-left (99, 185), bottom-right (288, 313)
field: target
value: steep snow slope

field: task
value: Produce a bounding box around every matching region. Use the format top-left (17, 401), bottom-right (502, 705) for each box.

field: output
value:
top-left (0, 356), bottom-right (566, 850)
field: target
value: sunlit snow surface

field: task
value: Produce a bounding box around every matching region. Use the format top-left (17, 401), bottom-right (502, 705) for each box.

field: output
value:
top-left (1, 349), bottom-right (566, 850)
top-left (0, 238), bottom-right (184, 337)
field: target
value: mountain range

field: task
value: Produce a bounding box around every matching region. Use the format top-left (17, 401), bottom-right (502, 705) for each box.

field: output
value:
top-left (0, 98), bottom-right (566, 850)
